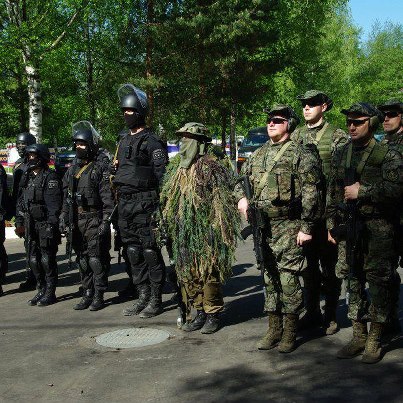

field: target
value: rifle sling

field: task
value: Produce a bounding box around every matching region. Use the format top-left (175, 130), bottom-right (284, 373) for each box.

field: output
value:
top-left (346, 138), bottom-right (376, 176)
top-left (254, 141), bottom-right (293, 199)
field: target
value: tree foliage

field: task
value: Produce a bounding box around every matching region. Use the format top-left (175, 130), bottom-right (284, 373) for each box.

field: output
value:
top-left (0, 0), bottom-right (401, 150)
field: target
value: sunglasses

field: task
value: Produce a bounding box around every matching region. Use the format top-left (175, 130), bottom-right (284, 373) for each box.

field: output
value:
top-left (301, 100), bottom-right (323, 108)
top-left (384, 111), bottom-right (400, 118)
top-left (267, 117), bottom-right (288, 125)
top-left (346, 117), bottom-right (370, 127)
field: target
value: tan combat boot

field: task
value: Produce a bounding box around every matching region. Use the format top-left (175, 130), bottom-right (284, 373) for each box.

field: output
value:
top-left (362, 322), bottom-right (383, 364)
top-left (278, 314), bottom-right (298, 353)
top-left (257, 312), bottom-right (283, 350)
top-left (337, 320), bottom-right (367, 359)
top-left (323, 307), bottom-right (339, 335)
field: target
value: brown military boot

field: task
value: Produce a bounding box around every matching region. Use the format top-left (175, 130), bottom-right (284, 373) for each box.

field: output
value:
top-left (257, 312), bottom-right (283, 350)
top-left (278, 314), bottom-right (298, 353)
top-left (337, 320), bottom-right (367, 359)
top-left (323, 307), bottom-right (339, 336)
top-left (362, 322), bottom-right (383, 364)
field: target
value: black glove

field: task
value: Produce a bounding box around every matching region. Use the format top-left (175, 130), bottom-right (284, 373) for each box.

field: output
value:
top-left (59, 216), bottom-right (68, 235)
top-left (98, 220), bottom-right (110, 237)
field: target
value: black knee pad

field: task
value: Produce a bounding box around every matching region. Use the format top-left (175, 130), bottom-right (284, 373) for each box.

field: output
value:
top-left (126, 245), bottom-right (142, 266)
top-left (143, 248), bottom-right (159, 267)
top-left (88, 257), bottom-right (103, 275)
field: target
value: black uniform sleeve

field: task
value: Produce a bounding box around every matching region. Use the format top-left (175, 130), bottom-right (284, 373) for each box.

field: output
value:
top-left (44, 171), bottom-right (63, 226)
top-left (97, 154), bottom-right (115, 220)
top-left (0, 165), bottom-right (9, 219)
top-left (15, 171), bottom-right (28, 228)
top-left (147, 135), bottom-right (168, 186)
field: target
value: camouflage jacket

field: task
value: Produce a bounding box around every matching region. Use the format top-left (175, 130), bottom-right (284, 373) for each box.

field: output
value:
top-left (326, 139), bottom-right (403, 229)
top-left (292, 120), bottom-right (349, 180)
top-left (381, 130), bottom-right (403, 147)
top-left (234, 138), bottom-right (323, 235)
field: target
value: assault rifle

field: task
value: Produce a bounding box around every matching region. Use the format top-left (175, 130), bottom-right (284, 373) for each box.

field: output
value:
top-left (239, 176), bottom-right (277, 298)
top-left (330, 167), bottom-right (363, 305)
top-left (155, 209), bottom-right (187, 328)
top-left (66, 174), bottom-right (76, 271)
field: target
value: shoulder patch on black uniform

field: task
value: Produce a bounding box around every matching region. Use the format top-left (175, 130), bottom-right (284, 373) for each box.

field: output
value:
top-left (152, 149), bottom-right (166, 161)
top-left (48, 180), bottom-right (58, 189)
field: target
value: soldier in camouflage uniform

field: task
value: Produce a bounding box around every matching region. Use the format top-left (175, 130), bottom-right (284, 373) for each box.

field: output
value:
top-left (161, 123), bottom-right (239, 334)
top-left (235, 105), bottom-right (323, 353)
top-left (327, 103), bottom-right (403, 363)
top-left (378, 99), bottom-right (403, 335)
top-left (293, 90), bottom-right (349, 335)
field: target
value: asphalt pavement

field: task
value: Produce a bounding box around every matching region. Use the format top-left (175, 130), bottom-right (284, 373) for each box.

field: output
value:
top-left (1, 237), bottom-right (402, 402)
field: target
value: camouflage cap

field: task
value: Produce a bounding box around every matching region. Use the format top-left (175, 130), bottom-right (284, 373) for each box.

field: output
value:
top-left (176, 122), bottom-right (212, 142)
top-left (296, 90), bottom-right (333, 111)
top-left (340, 102), bottom-right (384, 121)
top-left (377, 99), bottom-right (403, 113)
top-left (264, 104), bottom-right (300, 121)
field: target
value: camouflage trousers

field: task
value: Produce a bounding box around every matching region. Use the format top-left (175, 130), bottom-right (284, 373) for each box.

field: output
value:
top-left (181, 268), bottom-right (224, 314)
top-left (263, 218), bottom-right (305, 315)
top-left (335, 218), bottom-right (396, 324)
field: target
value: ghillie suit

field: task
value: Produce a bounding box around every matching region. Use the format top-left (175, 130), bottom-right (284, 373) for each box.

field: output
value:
top-left (160, 122), bottom-right (240, 332)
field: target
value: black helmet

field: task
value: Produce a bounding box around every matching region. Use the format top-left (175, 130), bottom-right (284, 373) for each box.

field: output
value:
top-left (25, 144), bottom-right (50, 163)
top-left (72, 121), bottom-right (100, 158)
top-left (118, 84), bottom-right (148, 119)
top-left (16, 132), bottom-right (36, 157)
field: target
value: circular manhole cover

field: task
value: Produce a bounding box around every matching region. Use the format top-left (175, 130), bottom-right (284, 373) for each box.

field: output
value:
top-left (95, 328), bottom-right (170, 349)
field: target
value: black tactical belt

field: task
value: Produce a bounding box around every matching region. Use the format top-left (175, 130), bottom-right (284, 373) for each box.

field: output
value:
top-left (118, 190), bottom-right (158, 201)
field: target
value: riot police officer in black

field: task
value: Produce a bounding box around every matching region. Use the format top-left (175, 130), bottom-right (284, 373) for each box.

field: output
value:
top-left (15, 144), bottom-right (62, 306)
top-left (12, 132), bottom-right (37, 291)
top-left (0, 164), bottom-right (10, 296)
top-left (114, 84), bottom-right (168, 318)
top-left (61, 121), bottom-right (114, 311)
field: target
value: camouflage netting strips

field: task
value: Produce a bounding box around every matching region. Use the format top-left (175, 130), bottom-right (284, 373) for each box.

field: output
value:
top-left (160, 154), bottom-right (240, 283)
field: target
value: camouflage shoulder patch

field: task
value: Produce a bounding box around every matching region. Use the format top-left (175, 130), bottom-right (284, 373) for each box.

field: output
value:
top-left (384, 169), bottom-right (399, 183)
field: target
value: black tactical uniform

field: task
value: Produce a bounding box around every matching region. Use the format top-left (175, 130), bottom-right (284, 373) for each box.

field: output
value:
top-left (61, 122), bottom-right (114, 311)
top-left (12, 132), bottom-right (37, 291)
top-left (0, 164), bottom-right (9, 296)
top-left (114, 84), bottom-right (168, 318)
top-left (15, 144), bottom-right (62, 306)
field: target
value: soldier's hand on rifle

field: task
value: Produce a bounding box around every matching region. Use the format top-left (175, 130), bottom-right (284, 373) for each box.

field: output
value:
top-left (14, 226), bottom-right (25, 238)
top-left (328, 230), bottom-right (337, 245)
top-left (344, 182), bottom-right (360, 200)
top-left (237, 197), bottom-right (249, 219)
top-left (296, 231), bottom-right (312, 246)
top-left (98, 220), bottom-right (110, 237)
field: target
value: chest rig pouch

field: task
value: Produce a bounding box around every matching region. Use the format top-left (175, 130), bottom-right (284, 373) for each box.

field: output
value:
top-left (25, 172), bottom-right (48, 221)
top-left (120, 132), bottom-right (157, 188)
top-left (74, 162), bottom-right (102, 208)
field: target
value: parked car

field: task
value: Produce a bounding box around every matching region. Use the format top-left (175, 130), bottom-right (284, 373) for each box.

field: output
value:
top-left (237, 127), bottom-right (268, 171)
top-left (54, 149), bottom-right (76, 178)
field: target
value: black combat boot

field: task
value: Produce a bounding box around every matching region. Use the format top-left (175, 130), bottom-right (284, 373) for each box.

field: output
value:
top-left (73, 289), bottom-right (93, 310)
top-left (139, 284), bottom-right (163, 318)
top-left (37, 284), bottom-right (57, 306)
top-left (200, 313), bottom-right (220, 334)
top-left (122, 284), bottom-right (150, 316)
top-left (89, 291), bottom-right (105, 311)
top-left (28, 284), bottom-right (46, 306)
top-left (118, 281), bottom-right (137, 298)
top-left (19, 268), bottom-right (37, 292)
top-left (182, 310), bottom-right (207, 332)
